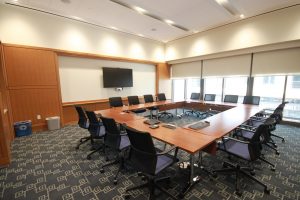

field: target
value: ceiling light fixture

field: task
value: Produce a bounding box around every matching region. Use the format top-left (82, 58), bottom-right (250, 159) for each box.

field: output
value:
top-left (164, 19), bottom-right (174, 25)
top-left (133, 6), bottom-right (146, 14)
top-left (109, 0), bottom-right (189, 32)
top-left (240, 14), bottom-right (245, 18)
top-left (215, 0), bottom-right (240, 16)
top-left (111, 26), bottom-right (118, 30)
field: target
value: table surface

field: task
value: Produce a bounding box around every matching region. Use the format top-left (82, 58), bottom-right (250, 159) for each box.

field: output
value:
top-left (95, 100), bottom-right (262, 154)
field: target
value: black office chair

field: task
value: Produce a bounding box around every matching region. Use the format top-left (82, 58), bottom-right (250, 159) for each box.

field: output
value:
top-left (213, 124), bottom-right (270, 196)
top-left (85, 111), bottom-right (106, 160)
top-left (109, 97), bottom-right (123, 107)
top-left (127, 95), bottom-right (147, 114)
top-left (204, 94), bottom-right (216, 101)
top-left (157, 93), bottom-right (173, 118)
top-left (224, 95), bottom-right (238, 103)
top-left (144, 94), bottom-right (158, 119)
top-left (203, 94), bottom-right (219, 117)
top-left (243, 96), bottom-right (260, 105)
top-left (185, 93), bottom-right (201, 117)
top-left (75, 106), bottom-right (91, 150)
top-left (99, 116), bottom-right (130, 185)
top-left (124, 125), bottom-right (178, 200)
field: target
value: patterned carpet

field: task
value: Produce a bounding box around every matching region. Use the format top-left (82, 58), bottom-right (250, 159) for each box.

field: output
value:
top-left (0, 113), bottom-right (299, 200)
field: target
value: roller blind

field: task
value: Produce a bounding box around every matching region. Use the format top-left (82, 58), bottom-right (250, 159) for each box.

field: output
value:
top-left (203, 54), bottom-right (251, 77)
top-left (252, 48), bottom-right (300, 75)
top-left (171, 61), bottom-right (202, 78)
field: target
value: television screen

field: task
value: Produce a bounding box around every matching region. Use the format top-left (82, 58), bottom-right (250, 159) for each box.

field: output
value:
top-left (103, 67), bottom-right (133, 88)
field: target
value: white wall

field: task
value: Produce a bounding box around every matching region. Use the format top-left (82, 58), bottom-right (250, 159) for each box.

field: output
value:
top-left (0, 4), bottom-right (165, 62)
top-left (59, 56), bottom-right (156, 102)
top-left (166, 5), bottom-right (300, 61)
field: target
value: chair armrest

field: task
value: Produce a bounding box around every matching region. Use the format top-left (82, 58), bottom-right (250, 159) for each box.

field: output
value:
top-left (250, 116), bottom-right (266, 121)
top-left (156, 145), bottom-right (178, 155)
top-left (236, 125), bottom-right (256, 132)
top-left (222, 136), bottom-right (250, 144)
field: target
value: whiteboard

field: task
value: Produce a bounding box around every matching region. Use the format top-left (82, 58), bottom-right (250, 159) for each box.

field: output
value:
top-left (58, 56), bottom-right (156, 102)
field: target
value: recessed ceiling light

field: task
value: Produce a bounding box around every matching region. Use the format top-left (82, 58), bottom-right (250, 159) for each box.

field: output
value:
top-left (193, 30), bottom-right (199, 33)
top-left (72, 16), bottom-right (82, 20)
top-left (111, 26), bottom-right (118, 30)
top-left (133, 6), bottom-right (146, 14)
top-left (138, 34), bottom-right (144, 37)
top-left (12, 0), bottom-right (19, 2)
top-left (151, 28), bottom-right (156, 31)
top-left (240, 14), bottom-right (245, 18)
top-left (215, 0), bottom-right (228, 4)
top-left (165, 19), bottom-right (174, 24)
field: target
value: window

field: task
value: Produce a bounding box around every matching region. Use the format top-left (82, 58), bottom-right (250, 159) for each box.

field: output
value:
top-left (204, 77), bottom-right (223, 101)
top-left (292, 75), bottom-right (300, 88)
top-left (284, 75), bottom-right (300, 120)
top-left (186, 79), bottom-right (201, 99)
top-left (253, 76), bottom-right (285, 109)
top-left (172, 79), bottom-right (185, 101)
top-left (223, 77), bottom-right (248, 102)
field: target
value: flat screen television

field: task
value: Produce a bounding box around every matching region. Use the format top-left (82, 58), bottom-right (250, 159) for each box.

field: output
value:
top-left (102, 67), bottom-right (133, 88)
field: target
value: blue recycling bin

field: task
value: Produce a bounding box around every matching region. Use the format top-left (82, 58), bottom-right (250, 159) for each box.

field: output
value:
top-left (14, 120), bottom-right (32, 137)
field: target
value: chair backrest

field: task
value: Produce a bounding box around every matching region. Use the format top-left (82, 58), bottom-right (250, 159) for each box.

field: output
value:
top-left (248, 124), bottom-right (269, 160)
top-left (224, 95), bottom-right (238, 103)
top-left (127, 96), bottom-right (140, 105)
top-left (157, 93), bottom-right (167, 101)
top-left (109, 97), bottom-right (123, 107)
top-left (190, 93), bottom-right (200, 100)
top-left (204, 94), bottom-right (216, 101)
top-left (100, 116), bottom-right (121, 149)
top-left (85, 111), bottom-right (103, 137)
top-left (243, 96), bottom-right (260, 105)
top-left (125, 125), bottom-right (157, 175)
top-left (144, 94), bottom-right (154, 103)
top-left (75, 106), bottom-right (88, 129)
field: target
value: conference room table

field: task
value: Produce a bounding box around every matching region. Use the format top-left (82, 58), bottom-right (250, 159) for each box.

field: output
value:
top-left (95, 99), bottom-right (263, 197)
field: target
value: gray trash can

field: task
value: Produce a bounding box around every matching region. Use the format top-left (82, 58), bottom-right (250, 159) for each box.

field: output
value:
top-left (46, 116), bottom-right (60, 130)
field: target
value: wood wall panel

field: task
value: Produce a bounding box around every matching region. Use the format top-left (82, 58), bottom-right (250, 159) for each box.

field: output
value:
top-left (9, 88), bottom-right (61, 128)
top-left (156, 63), bottom-right (171, 95)
top-left (0, 44), bottom-right (11, 166)
top-left (4, 46), bottom-right (58, 87)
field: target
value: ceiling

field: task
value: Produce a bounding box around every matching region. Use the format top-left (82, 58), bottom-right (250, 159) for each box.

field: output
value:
top-left (2, 0), bottom-right (300, 43)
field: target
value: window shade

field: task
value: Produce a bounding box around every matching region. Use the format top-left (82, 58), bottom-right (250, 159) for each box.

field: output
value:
top-left (171, 61), bottom-right (201, 78)
top-left (252, 48), bottom-right (300, 75)
top-left (203, 54), bottom-right (251, 77)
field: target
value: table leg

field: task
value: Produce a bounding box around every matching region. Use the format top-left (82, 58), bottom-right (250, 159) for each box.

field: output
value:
top-left (180, 153), bottom-right (201, 198)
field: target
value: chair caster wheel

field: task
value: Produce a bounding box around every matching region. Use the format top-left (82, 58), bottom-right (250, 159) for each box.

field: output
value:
top-left (87, 155), bottom-right (91, 160)
top-left (264, 188), bottom-right (270, 194)
top-left (282, 139), bottom-right (285, 143)
top-left (113, 179), bottom-right (118, 185)
top-left (124, 194), bottom-right (130, 199)
top-left (212, 172), bottom-right (217, 178)
top-left (250, 171), bottom-right (255, 176)
top-left (137, 172), bottom-right (142, 176)
top-left (235, 190), bottom-right (242, 196)
top-left (271, 167), bottom-right (276, 171)
top-left (141, 176), bottom-right (146, 181)
top-left (222, 162), bottom-right (228, 168)
top-left (275, 151), bottom-right (280, 155)
top-left (106, 157), bottom-right (110, 161)
top-left (179, 193), bottom-right (184, 199)
top-left (75, 146), bottom-right (79, 150)
top-left (100, 168), bottom-right (104, 173)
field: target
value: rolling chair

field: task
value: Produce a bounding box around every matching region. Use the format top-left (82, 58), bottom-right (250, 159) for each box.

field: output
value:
top-left (203, 94), bottom-right (219, 117)
top-left (213, 124), bottom-right (270, 196)
top-left (127, 96), bottom-right (147, 114)
top-left (204, 94), bottom-right (216, 101)
top-left (224, 95), bottom-right (238, 103)
top-left (157, 93), bottom-right (173, 118)
top-left (243, 96), bottom-right (260, 105)
top-left (109, 97), bottom-right (123, 107)
top-left (85, 111), bottom-right (106, 160)
top-left (185, 93), bottom-right (201, 117)
top-left (124, 125), bottom-right (178, 200)
top-left (99, 116), bottom-right (130, 185)
top-left (75, 106), bottom-right (91, 150)
top-left (144, 94), bottom-right (158, 119)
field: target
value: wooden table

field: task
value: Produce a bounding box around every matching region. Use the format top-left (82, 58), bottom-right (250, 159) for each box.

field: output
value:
top-left (95, 100), bottom-right (262, 197)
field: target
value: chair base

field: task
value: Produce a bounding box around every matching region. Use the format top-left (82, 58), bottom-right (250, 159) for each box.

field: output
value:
top-left (213, 161), bottom-right (270, 196)
top-left (158, 112), bottom-right (173, 119)
top-left (125, 175), bottom-right (177, 200)
top-left (75, 136), bottom-right (91, 150)
top-left (86, 144), bottom-right (103, 160)
top-left (271, 133), bottom-right (285, 142)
